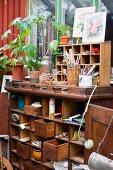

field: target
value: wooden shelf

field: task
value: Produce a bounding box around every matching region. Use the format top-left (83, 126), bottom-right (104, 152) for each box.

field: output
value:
top-left (31, 158), bottom-right (42, 164)
top-left (69, 140), bottom-right (84, 146)
top-left (79, 63), bottom-right (100, 66)
top-left (56, 42), bottom-right (111, 86)
top-left (11, 136), bottom-right (19, 141)
top-left (55, 136), bottom-right (69, 141)
top-left (43, 161), bottom-right (54, 169)
top-left (69, 156), bottom-right (84, 164)
top-left (11, 108), bottom-right (24, 114)
top-left (11, 123), bottom-right (20, 127)
top-left (12, 162), bottom-right (20, 168)
top-left (7, 81), bottom-right (113, 170)
top-left (11, 149), bottom-right (17, 154)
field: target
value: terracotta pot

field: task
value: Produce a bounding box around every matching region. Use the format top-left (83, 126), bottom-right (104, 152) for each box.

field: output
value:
top-left (60, 36), bottom-right (70, 45)
top-left (29, 71), bottom-right (39, 83)
top-left (32, 150), bottom-right (41, 160)
top-left (12, 63), bottom-right (24, 81)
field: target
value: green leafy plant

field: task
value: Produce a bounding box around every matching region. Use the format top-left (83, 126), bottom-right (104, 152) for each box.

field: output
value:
top-left (54, 23), bottom-right (72, 37)
top-left (22, 43), bottom-right (42, 71)
top-left (45, 40), bottom-right (59, 56)
top-left (0, 52), bottom-right (12, 79)
top-left (0, 15), bottom-right (45, 71)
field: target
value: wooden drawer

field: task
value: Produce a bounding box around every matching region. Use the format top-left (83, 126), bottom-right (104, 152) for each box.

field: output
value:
top-left (17, 142), bottom-right (31, 159)
top-left (43, 139), bottom-right (68, 161)
top-left (24, 105), bottom-right (42, 116)
top-left (35, 119), bottom-right (55, 138)
top-left (24, 161), bottom-right (42, 170)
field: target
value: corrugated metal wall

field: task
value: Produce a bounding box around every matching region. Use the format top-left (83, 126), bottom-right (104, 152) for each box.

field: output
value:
top-left (0, 0), bottom-right (27, 48)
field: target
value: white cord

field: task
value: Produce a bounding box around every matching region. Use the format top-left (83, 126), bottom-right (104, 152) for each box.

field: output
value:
top-left (78, 85), bottom-right (97, 142)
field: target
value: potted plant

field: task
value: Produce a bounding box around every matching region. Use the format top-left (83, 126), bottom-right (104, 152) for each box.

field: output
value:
top-left (22, 44), bottom-right (43, 83)
top-left (0, 15), bottom-right (45, 81)
top-left (54, 23), bottom-right (72, 45)
top-left (0, 53), bottom-right (12, 87)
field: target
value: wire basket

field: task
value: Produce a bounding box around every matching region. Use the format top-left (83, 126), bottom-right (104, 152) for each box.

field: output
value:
top-left (51, 71), bottom-right (68, 85)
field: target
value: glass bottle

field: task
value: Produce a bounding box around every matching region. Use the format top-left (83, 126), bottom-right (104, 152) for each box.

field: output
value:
top-left (49, 98), bottom-right (55, 119)
top-left (39, 56), bottom-right (54, 84)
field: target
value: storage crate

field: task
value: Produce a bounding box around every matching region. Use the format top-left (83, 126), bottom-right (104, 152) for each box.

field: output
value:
top-left (17, 142), bottom-right (31, 159)
top-left (24, 161), bottom-right (42, 170)
top-left (43, 139), bottom-right (68, 161)
top-left (35, 119), bottom-right (55, 138)
top-left (24, 105), bottom-right (42, 116)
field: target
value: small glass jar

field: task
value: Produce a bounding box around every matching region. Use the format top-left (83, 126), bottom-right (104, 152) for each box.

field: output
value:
top-left (39, 56), bottom-right (54, 84)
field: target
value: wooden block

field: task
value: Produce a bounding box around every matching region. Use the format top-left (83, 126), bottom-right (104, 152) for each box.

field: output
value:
top-left (43, 139), bottom-right (68, 161)
top-left (35, 119), bottom-right (55, 138)
top-left (24, 105), bottom-right (42, 116)
top-left (17, 142), bottom-right (31, 159)
top-left (24, 161), bottom-right (42, 170)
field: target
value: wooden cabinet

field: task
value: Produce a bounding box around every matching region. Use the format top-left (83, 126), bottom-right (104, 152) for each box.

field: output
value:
top-left (56, 41), bottom-right (111, 86)
top-left (85, 104), bottom-right (113, 163)
top-left (6, 82), bottom-right (113, 170)
top-left (0, 93), bottom-right (9, 134)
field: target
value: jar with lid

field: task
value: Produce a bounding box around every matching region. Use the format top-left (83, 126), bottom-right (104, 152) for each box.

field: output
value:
top-left (39, 56), bottom-right (54, 84)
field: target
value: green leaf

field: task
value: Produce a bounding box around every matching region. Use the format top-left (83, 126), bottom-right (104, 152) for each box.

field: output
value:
top-left (0, 56), bottom-right (12, 72)
top-left (34, 16), bottom-right (46, 25)
top-left (1, 29), bottom-right (12, 40)
top-left (10, 17), bottom-right (22, 26)
top-left (24, 43), bottom-right (37, 58)
top-left (10, 58), bottom-right (18, 67)
top-left (12, 48), bottom-right (19, 54)
top-left (3, 44), bottom-right (10, 50)
top-left (17, 20), bottom-right (31, 31)
top-left (20, 29), bottom-right (31, 40)
top-left (48, 40), bottom-right (58, 52)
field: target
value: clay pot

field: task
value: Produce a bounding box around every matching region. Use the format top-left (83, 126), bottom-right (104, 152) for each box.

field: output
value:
top-left (32, 150), bottom-right (41, 160)
top-left (29, 71), bottom-right (39, 83)
top-left (60, 36), bottom-right (70, 45)
top-left (12, 63), bottom-right (24, 81)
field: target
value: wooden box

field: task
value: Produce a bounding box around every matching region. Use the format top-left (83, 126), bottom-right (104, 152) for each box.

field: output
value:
top-left (24, 161), bottom-right (42, 170)
top-left (67, 67), bottom-right (81, 86)
top-left (35, 119), bottom-right (55, 138)
top-left (17, 142), bottom-right (31, 159)
top-left (24, 105), bottom-right (42, 116)
top-left (43, 139), bottom-right (68, 161)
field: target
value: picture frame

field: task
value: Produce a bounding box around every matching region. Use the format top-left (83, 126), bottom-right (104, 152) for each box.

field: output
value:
top-left (1, 75), bottom-right (12, 92)
top-left (73, 7), bottom-right (95, 38)
top-left (82, 12), bottom-right (107, 43)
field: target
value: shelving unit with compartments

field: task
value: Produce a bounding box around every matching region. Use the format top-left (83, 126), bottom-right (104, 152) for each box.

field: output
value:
top-left (55, 41), bottom-right (111, 86)
top-left (6, 81), bottom-right (113, 170)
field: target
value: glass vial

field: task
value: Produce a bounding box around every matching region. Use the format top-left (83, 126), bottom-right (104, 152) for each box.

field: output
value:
top-left (49, 98), bottom-right (55, 118)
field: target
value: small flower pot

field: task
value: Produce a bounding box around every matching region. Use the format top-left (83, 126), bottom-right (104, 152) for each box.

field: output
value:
top-left (60, 36), bottom-right (70, 45)
top-left (12, 63), bottom-right (24, 81)
top-left (29, 71), bottom-right (39, 83)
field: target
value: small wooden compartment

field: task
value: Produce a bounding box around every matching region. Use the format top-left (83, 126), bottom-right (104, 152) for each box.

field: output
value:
top-left (24, 105), bottom-right (42, 116)
top-left (24, 160), bottom-right (42, 170)
top-left (43, 139), bottom-right (68, 161)
top-left (69, 143), bottom-right (84, 164)
top-left (35, 119), bottom-right (55, 138)
top-left (17, 142), bottom-right (31, 159)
